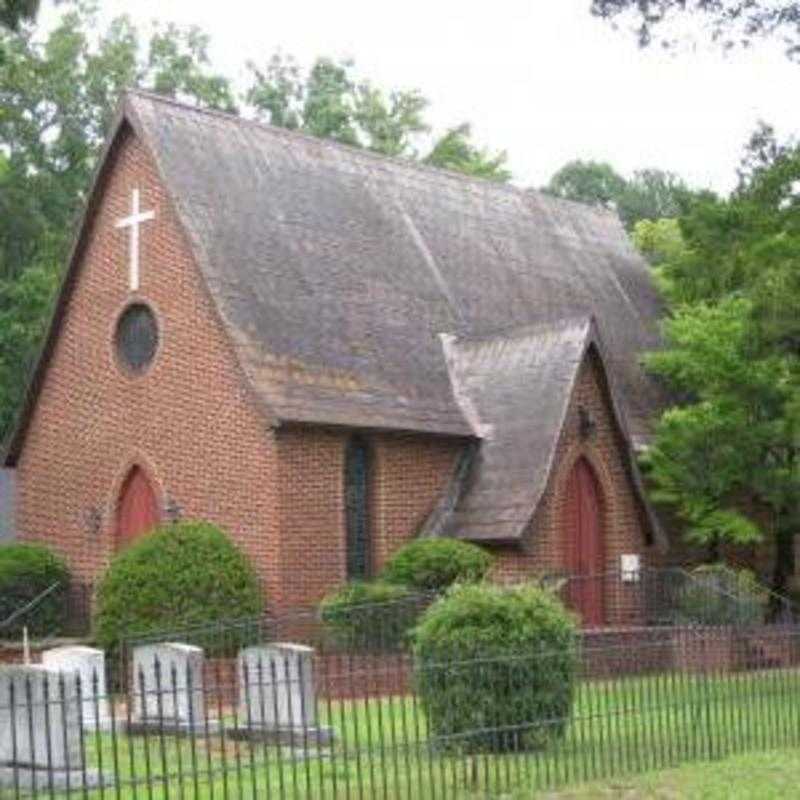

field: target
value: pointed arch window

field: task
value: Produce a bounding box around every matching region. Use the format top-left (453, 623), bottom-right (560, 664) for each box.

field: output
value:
top-left (116, 466), bottom-right (160, 550)
top-left (345, 436), bottom-right (372, 580)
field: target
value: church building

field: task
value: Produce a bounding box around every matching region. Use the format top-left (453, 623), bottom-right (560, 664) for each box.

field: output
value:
top-left (4, 91), bottom-right (667, 623)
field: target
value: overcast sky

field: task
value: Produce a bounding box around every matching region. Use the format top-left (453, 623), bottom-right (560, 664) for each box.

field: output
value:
top-left (41, 0), bottom-right (800, 194)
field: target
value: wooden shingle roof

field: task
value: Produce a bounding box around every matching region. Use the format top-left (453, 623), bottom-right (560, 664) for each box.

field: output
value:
top-left (5, 91), bottom-right (665, 542)
top-left (439, 317), bottom-right (663, 544)
top-left (126, 90), bottom-right (663, 439)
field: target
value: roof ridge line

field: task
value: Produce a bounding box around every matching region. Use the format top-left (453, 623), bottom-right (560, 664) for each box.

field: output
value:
top-left (123, 89), bottom-right (617, 218)
top-left (446, 315), bottom-right (595, 345)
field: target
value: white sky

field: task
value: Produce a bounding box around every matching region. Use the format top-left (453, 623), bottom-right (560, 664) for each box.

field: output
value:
top-left (41, 0), bottom-right (800, 194)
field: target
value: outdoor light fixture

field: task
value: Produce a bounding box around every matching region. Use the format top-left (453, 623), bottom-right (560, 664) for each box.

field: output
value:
top-left (165, 496), bottom-right (183, 523)
top-left (621, 553), bottom-right (642, 583)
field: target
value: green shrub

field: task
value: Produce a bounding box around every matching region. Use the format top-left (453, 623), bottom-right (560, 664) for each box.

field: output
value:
top-left (413, 583), bottom-right (578, 753)
top-left (320, 580), bottom-right (424, 652)
top-left (94, 521), bottom-right (263, 655)
top-left (675, 563), bottom-right (767, 626)
top-left (0, 543), bottom-right (70, 639)
top-left (380, 538), bottom-right (492, 591)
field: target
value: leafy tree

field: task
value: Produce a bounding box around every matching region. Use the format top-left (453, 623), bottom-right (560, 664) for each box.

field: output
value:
top-left (0, 262), bottom-right (59, 438)
top-left (354, 83), bottom-right (429, 157)
top-left (423, 123), bottom-right (511, 182)
top-left (544, 160), bottom-right (691, 230)
top-left (631, 217), bottom-right (686, 267)
top-left (617, 169), bottom-right (691, 229)
top-left (643, 129), bottom-right (800, 594)
top-left (0, 3), bottom-right (236, 440)
top-left (0, 0), bottom-right (40, 31)
top-left (543, 160), bottom-right (627, 208)
top-left (0, 4), bottom-right (236, 279)
top-left (592, 1), bottom-right (800, 60)
top-left (246, 54), bottom-right (509, 179)
top-left (247, 53), bottom-right (427, 155)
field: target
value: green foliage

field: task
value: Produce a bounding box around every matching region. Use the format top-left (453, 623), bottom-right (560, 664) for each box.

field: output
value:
top-left (319, 580), bottom-right (421, 652)
top-left (0, 3), bottom-right (237, 440)
top-left (94, 521), bottom-right (263, 655)
top-left (0, 542), bottom-right (69, 638)
top-left (0, 262), bottom-right (59, 436)
top-left (423, 123), bottom-right (511, 182)
top-left (246, 55), bottom-right (508, 180)
top-left (543, 161), bottom-right (691, 231)
top-left (675, 564), bottom-right (767, 626)
top-left (0, 0), bottom-right (40, 31)
top-left (632, 217), bottom-right (686, 269)
top-left (592, 1), bottom-right (800, 60)
top-left (617, 169), bottom-right (691, 230)
top-left (380, 538), bottom-right (492, 591)
top-left (544, 160), bottom-right (626, 209)
top-left (643, 126), bottom-right (800, 591)
top-left (413, 583), bottom-right (578, 753)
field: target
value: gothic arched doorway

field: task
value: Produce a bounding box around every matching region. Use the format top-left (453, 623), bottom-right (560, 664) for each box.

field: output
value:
top-left (116, 466), bottom-right (160, 549)
top-left (564, 457), bottom-right (605, 627)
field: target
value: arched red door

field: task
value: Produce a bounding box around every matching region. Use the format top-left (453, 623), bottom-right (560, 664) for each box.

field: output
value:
top-left (116, 467), bottom-right (160, 549)
top-left (565, 458), bottom-right (605, 627)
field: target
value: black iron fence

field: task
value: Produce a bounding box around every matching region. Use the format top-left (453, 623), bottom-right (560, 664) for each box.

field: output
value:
top-left (553, 566), bottom-right (795, 628)
top-left (3, 598), bottom-right (800, 798)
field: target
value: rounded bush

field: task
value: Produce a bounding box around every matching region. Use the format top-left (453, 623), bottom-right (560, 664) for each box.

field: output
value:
top-left (413, 583), bottom-right (578, 753)
top-left (94, 521), bottom-right (263, 654)
top-left (320, 580), bottom-right (424, 652)
top-left (675, 563), bottom-right (767, 626)
top-left (380, 538), bottom-right (492, 591)
top-left (0, 543), bottom-right (70, 639)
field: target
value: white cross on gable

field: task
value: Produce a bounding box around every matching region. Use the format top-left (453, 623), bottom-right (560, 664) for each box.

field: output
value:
top-left (115, 188), bottom-right (155, 292)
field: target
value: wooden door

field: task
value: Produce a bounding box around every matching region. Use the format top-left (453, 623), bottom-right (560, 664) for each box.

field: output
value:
top-left (116, 467), bottom-right (159, 549)
top-left (565, 458), bottom-right (605, 627)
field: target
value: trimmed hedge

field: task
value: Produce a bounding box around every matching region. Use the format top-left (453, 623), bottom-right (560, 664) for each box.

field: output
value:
top-left (0, 543), bottom-right (70, 639)
top-left (413, 583), bottom-right (578, 753)
top-left (380, 538), bottom-right (492, 591)
top-left (94, 521), bottom-right (263, 655)
top-left (675, 563), bottom-right (767, 626)
top-left (320, 580), bottom-right (422, 652)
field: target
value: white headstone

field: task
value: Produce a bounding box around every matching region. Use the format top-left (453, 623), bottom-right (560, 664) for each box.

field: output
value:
top-left (41, 646), bottom-right (110, 729)
top-left (132, 643), bottom-right (205, 728)
top-left (238, 643), bottom-right (316, 728)
top-left (0, 665), bottom-right (81, 769)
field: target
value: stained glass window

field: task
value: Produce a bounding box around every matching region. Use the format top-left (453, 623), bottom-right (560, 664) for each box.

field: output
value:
top-left (115, 303), bottom-right (158, 373)
top-left (345, 436), bottom-right (372, 580)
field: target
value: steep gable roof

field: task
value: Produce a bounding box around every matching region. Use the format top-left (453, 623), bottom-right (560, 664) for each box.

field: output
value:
top-left (6, 90), bottom-right (664, 469)
top-left (435, 317), bottom-right (663, 545)
top-left (127, 91), bottom-right (662, 438)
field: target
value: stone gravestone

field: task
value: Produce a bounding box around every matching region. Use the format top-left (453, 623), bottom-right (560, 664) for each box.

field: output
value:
top-left (235, 643), bottom-right (333, 746)
top-left (0, 664), bottom-right (108, 791)
top-left (130, 642), bottom-right (210, 734)
top-left (42, 645), bottom-right (110, 730)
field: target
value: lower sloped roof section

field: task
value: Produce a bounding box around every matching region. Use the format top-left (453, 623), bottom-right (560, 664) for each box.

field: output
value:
top-left (438, 317), bottom-right (662, 546)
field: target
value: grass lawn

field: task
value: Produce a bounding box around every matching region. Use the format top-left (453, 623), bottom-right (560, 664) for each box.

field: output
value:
top-left (11, 666), bottom-right (800, 799)
top-left (544, 747), bottom-right (800, 799)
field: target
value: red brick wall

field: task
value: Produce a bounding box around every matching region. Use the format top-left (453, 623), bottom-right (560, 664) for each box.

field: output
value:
top-left (15, 128), bottom-right (282, 603)
top-left (491, 349), bottom-right (656, 625)
top-left (370, 433), bottom-right (462, 572)
top-left (275, 427), bottom-right (461, 609)
top-left (14, 126), bottom-right (658, 621)
top-left (275, 427), bottom-right (347, 610)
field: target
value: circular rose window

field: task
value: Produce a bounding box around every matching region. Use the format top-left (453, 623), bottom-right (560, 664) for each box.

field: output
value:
top-left (115, 303), bottom-right (158, 373)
